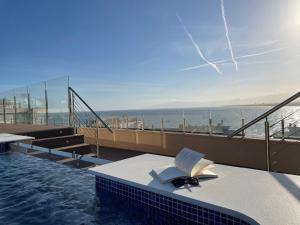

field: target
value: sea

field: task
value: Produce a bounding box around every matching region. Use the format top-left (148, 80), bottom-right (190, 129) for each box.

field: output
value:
top-left (46, 106), bottom-right (300, 138)
top-left (98, 106), bottom-right (300, 137)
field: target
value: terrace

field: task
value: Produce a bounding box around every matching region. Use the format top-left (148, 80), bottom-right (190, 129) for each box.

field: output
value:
top-left (1, 77), bottom-right (300, 224)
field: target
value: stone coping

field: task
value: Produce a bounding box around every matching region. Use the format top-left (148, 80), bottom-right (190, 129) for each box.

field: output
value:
top-left (0, 133), bottom-right (34, 144)
top-left (89, 154), bottom-right (300, 224)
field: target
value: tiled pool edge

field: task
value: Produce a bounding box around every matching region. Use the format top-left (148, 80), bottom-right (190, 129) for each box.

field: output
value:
top-left (95, 176), bottom-right (255, 225)
top-left (0, 143), bottom-right (7, 153)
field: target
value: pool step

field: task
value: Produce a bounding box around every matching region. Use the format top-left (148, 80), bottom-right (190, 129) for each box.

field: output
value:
top-left (56, 157), bottom-right (76, 164)
top-left (32, 134), bottom-right (85, 149)
top-left (21, 127), bottom-right (74, 139)
top-left (84, 153), bottom-right (97, 158)
top-left (27, 127), bottom-right (97, 161)
top-left (56, 143), bottom-right (91, 155)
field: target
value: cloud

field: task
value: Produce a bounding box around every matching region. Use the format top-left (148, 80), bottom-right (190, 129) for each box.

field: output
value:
top-left (176, 13), bottom-right (222, 74)
top-left (235, 47), bottom-right (285, 60)
top-left (213, 60), bottom-right (279, 68)
top-left (181, 47), bottom-right (286, 71)
top-left (220, 0), bottom-right (238, 71)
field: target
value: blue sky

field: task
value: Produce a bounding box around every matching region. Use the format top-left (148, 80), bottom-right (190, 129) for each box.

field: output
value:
top-left (0, 0), bottom-right (299, 110)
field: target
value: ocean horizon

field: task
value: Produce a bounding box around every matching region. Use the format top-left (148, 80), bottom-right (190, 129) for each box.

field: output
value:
top-left (96, 105), bottom-right (300, 137)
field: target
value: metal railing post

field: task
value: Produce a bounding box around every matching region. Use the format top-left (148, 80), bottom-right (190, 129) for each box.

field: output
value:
top-left (13, 95), bottom-right (17, 124)
top-left (142, 116), bottom-right (144, 131)
top-left (161, 118), bottom-right (164, 131)
top-left (71, 92), bottom-right (75, 127)
top-left (241, 118), bottom-right (245, 138)
top-left (208, 118), bottom-right (213, 135)
top-left (126, 116), bottom-right (129, 129)
top-left (96, 119), bottom-right (100, 158)
top-left (265, 118), bottom-right (270, 171)
top-left (281, 119), bottom-right (285, 141)
top-left (68, 87), bottom-right (72, 126)
top-left (27, 88), bottom-right (31, 124)
top-left (183, 117), bottom-right (186, 133)
top-left (45, 82), bottom-right (49, 125)
top-left (2, 98), bottom-right (6, 124)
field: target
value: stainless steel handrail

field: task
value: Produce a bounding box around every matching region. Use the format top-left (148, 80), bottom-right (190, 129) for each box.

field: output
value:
top-left (228, 91), bottom-right (300, 171)
top-left (68, 87), bottom-right (113, 133)
top-left (228, 91), bottom-right (300, 138)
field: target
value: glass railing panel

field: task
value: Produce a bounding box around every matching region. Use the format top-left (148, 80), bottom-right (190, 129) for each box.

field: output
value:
top-left (161, 109), bottom-right (184, 132)
top-left (4, 90), bottom-right (16, 124)
top-left (269, 106), bottom-right (300, 140)
top-left (29, 81), bottom-right (46, 125)
top-left (236, 106), bottom-right (271, 138)
top-left (0, 93), bottom-right (4, 124)
top-left (46, 76), bottom-right (69, 125)
top-left (14, 86), bottom-right (31, 124)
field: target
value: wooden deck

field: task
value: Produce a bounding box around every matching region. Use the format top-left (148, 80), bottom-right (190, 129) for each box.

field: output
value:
top-left (0, 123), bottom-right (145, 168)
top-left (0, 124), bottom-right (70, 134)
top-left (28, 147), bottom-right (144, 169)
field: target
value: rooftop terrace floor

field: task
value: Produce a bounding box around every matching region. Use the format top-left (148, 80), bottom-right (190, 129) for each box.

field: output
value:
top-left (0, 124), bottom-right (69, 134)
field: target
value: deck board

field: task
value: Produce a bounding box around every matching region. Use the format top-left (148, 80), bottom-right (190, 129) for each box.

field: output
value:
top-left (0, 124), bottom-right (70, 134)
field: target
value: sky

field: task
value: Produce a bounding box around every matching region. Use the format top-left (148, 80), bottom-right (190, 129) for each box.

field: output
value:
top-left (0, 0), bottom-right (299, 110)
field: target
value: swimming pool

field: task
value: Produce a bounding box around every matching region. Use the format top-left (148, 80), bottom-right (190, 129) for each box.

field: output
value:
top-left (0, 152), bottom-right (150, 225)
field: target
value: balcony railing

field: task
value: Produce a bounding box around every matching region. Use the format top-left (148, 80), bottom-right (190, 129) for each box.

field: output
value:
top-left (228, 91), bottom-right (300, 171)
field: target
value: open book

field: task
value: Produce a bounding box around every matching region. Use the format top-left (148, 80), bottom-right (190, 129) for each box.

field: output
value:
top-left (152, 148), bottom-right (217, 183)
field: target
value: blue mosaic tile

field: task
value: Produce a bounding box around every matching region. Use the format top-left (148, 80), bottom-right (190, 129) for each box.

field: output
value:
top-left (0, 143), bottom-right (7, 153)
top-left (95, 176), bottom-right (252, 225)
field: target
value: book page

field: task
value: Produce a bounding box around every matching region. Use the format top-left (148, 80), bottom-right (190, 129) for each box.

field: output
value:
top-left (152, 166), bottom-right (187, 183)
top-left (191, 158), bottom-right (214, 177)
top-left (195, 169), bottom-right (218, 179)
top-left (174, 148), bottom-right (205, 176)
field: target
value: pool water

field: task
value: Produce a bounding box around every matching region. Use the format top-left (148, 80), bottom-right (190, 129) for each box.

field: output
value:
top-left (0, 152), bottom-right (147, 225)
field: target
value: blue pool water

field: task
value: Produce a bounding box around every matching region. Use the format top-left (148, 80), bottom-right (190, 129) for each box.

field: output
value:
top-left (0, 152), bottom-right (146, 225)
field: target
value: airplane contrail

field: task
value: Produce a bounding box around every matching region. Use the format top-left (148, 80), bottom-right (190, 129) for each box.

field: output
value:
top-left (236, 47), bottom-right (285, 59)
top-left (176, 13), bottom-right (222, 74)
top-left (220, 0), bottom-right (238, 72)
top-left (181, 47), bottom-right (285, 71)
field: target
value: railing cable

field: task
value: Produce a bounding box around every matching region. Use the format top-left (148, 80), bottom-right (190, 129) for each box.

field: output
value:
top-left (68, 87), bottom-right (112, 133)
top-left (270, 109), bottom-right (300, 128)
top-left (228, 91), bottom-right (300, 138)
